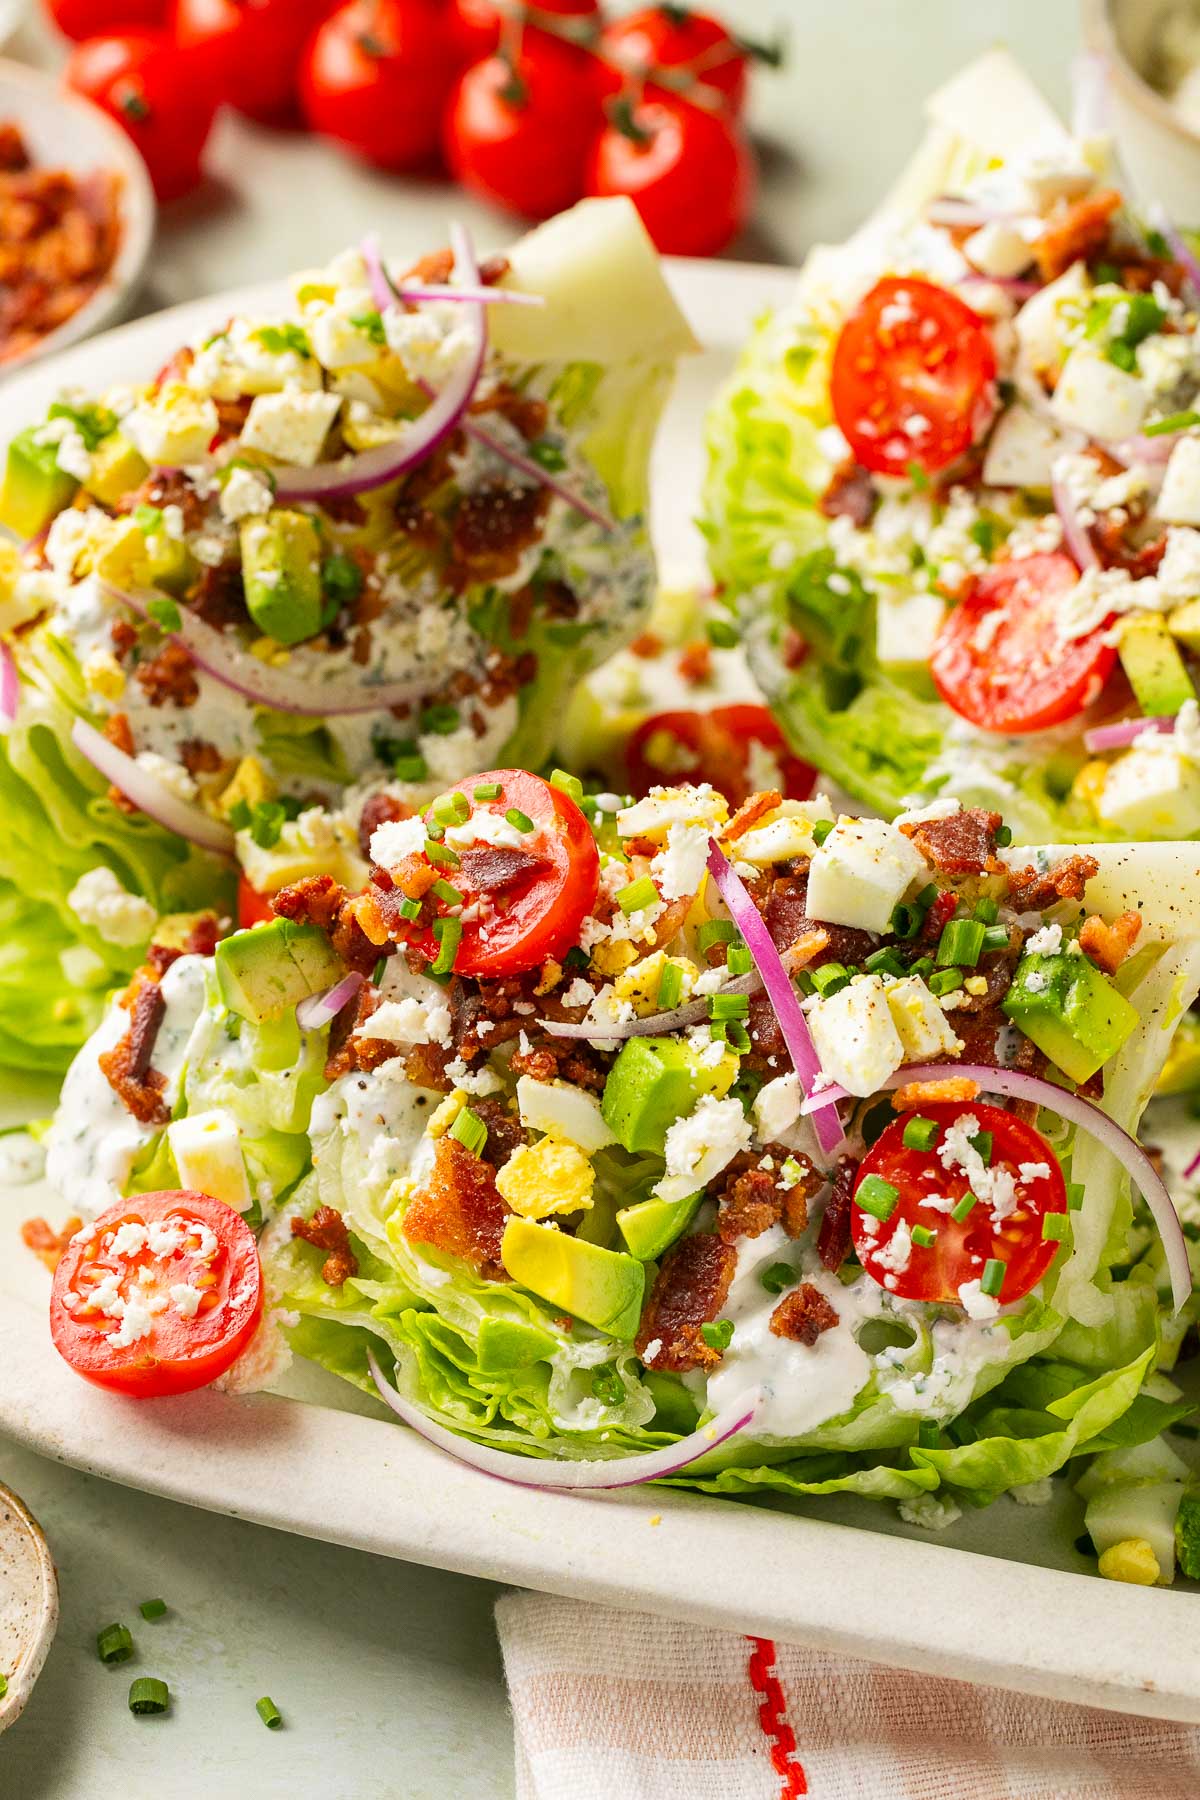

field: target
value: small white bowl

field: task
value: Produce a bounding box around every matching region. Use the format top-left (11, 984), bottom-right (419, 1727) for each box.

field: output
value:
top-left (0, 55), bottom-right (156, 377)
top-left (0, 1480), bottom-right (58, 1733)
top-left (1085, 0), bottom-right (1200, 219)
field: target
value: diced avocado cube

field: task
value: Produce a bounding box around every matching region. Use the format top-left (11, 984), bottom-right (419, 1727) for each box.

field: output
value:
top-left (240, 511), bottom-right (325, 646)
top-left (1169, 598), bottom-right (1200, 652)
top-left (617, 1189), bottom-right (703, 1261)
top-left (500, 1217), bottom-right (645, 1339)
top-left (81, 432), bottom-right (149, 508)
top-left (1175, 1490), bottom-right (1200, 1581)
top-left (1002, 949), bottom-right (1140, 1085)
top-left (1158, 1013), bottom-right (1200, 1097)
top-left (1117, 614), bottom-right (1196, 717)
top-left (601, 1036), bottom-right (734, 1156)
top-left (215, 917), bottom-right (343, 1023)
top-left (476, 1316), bottom-right (557, 1372)
top-left (0, 426), bottom-right (78, 538)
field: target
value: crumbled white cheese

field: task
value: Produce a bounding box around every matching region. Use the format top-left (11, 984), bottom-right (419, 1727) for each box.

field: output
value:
top-left (1160, 437), bottom-right (1200, 526)
top-left (219, 465), bottom-right (275, 522)
top-left (655, 1095), bottom-right (752, 1203)
top-left (651, 820), bottom-right (711, 901)
top-left (444, 808), bottom-right (526, 852)
top-left (1023, 921), bottom-right (1063, 956)
top-left (369, 815), bottom-right (427, 867)
top-left (67, 867), bottom-right (157, 948)
top-left (170, 1283), bottom-right (204, 1320)
top-left (752, 1072), bottom-right (801, 1141)
top-left (957, 1277), bottom-right (1000, 1320)
top-left (806, 816), bottom-right (928, 934)
top-left (1156, 526), bottom-right (1200, 603)
top-left (617, 783), bottom-right (726, 840)
top-left (807, 974), bottom-right (907, 1097)
top-left (361, 997), bottom-right (452, 1047)
top-left (240, 389), bottom-right (342, 467)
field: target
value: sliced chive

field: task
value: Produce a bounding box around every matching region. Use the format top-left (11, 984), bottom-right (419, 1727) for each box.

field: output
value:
top-left (420, 703), bottom-right (460, 736)
top-left (759, 1262), bottom-right (794, 1294)
top-left (911, 1224), bottom-right (937, 1248)
top-left (908, 954), bottom-right (934, 980)
top-left (656, 962), bottom-right (683, 1011)
top-left (1041, 1213), bottom-right (1071, 1242)
top-left (617, 875), bottom-right (658, 915)
top-left (951, 1191), bottom-right (979, 1223)
top-left (700, 1318), bottom-right (734, 1351)
top-left (1143, 408), bottom-right (1200, 436)
top-left (726, 945), bottom-right (753, 975)
top-left (97, 1623), bottom-right (134, 1665)
top-left (146, 594), bottom-right (182, 632)
top-left (981, 924), bottom-right (1011, 953)
top-left (256, 1696), bottom-right (283, 1730)
top-left (970, 1130), bottom-right (993, 1165)
top-left (708, 992), bottom-right (749, 1021)
top-left (397, 895), bottom-right (421, 922)
top-left (902, 1115), bottom-right (939, 1152)
top-left (811, 818), bottom-right (835, 847)
top-left (129, 1677), bottom-right (169, 1716)
top-left (431, 879), bottom-right (462, 907)
top-left (855, 1173), bottom-right (900, 1221)
top-left (424, 839), bottom-right (461, 870)
top-left (706, 616), bottom-right (739, 648)
top-left (473, 782), bottom-right (502, 800)
top-left (994, 825), bottom-right (1012, 847)
top-left (697, 919), bottom-right (738, 952)
top-left (917, 1419), bottom-right (940, 1448)
top-left (915, 884), bottom-right (939, 909)
top-left (449, 1107), bottom-right (487, 1156)
top-left (1067, 1181), bottom-right (1085, 1211)
top-left (973, 896), bottom-right (999, 924)
top-left (810, 961), bottom-right (849, 997)
top-left (564, 945), bottom-right (589, 970)
top-left (929, 967), bottom-right (963, 996)
top-left (725, 1021), bottom-right (751, 1053)
top-left (890, 901), bottom-right (921, 940)
top-left (139, 1599), bottom-right (167, 1622)
top-left (864, 946), bottom-right (905, 977)
top-left (550, 769), bottom-right (583, 804)
top-left (936, 918), bottom-right (986, 968)
top-left (394, 755), bottom-right (429, 784)
top-left (505, 807), bottom-right (534, 833)
top-left (431, 916), bottom-right (462, 975)
top-left (430, 791), bottom-right (470, 827)
top-left (980, 1257), bottom-right (1007, 1298)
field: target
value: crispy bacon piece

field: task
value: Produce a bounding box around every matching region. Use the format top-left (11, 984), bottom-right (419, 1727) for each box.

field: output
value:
top-left (325, 983), bottom-right (395, 1081)
top-left (770, 1283), bottom-right (839, 1345)
top-left (271, 873), bottom-right (382, 976)
top-left (817, 1156), bottom-right (857, 1273)
top-left (762, 869), bottom-right (873, 968)
top-left (471, 380), bottom-right (547, 443)
top-left (21, 1215), bottom-right (82, 1272)
top-left (402, 1135), bottom-right (511, 1280)
top-left (677, 640), bottom-right (712, 686)
top-left (714, 1148), bottom-right (821, 1244)
top-left (98, 980), bottom-right (170, 1124)
top-left (900, 807), bottom-right (1002, 876)
top-left (0, 152), bottom-right (121, 363)
top-left (180, 738), bottom-right (222, 777)
top-left (458, 845), bottom-right (548, 895)
top-left (819, 457), bottom-right (877, 527)
top-left (509, 1035), bottom-right (607, 1091)
top-left (919, 888), bottom-right (959, 945)
top-left (1078, 909), bottom-right (1141, 975)
top-left (892, 1076), bottom-right (981, 1111)
top-left (636, 1234), bottom-right (736, 1373)
top-left (450, 976), bottom-right (530, 1062)
top-left (630, 631), bottom-right (663, 658)
top-left (403, 1042), bottom-right (453, 1092)
top-left (471, 1096), bottom-right (526, 1168)
top-left (405, 247), bottom-right (509, 287)
top-left (135, 640), bottom-right (200, 709)
top-left (448, 482), bottom-right (550, 588)
top-left (186, 562), bottom-right (247, 630)
top-left (103, 711), bottom-right (137, 812)
top-left (291, 1204), bottom-right (359, 1288)
top-left (724, 789), bottom-right (782, 842)
top-left (1034, 188), bottom-right (1122, 282)
top-left (1006, 855), bottom-right (1099, 912)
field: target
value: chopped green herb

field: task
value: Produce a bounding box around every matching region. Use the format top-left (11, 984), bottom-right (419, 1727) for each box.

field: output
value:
top-left (145, 594), bottom-right (182, 632)
top-left (911, 1224), bottom-right (937, 1248)
top-left (929, 967), bottom-right (963, 997)
top-left (424, 839), bottom-right (461, 869)
top-left (918, 1419), bottom-right (941, 1449)
top-left (810, 961), bottom-right (850, 997)
top-left (420, 703), bottom-right (460, 736)
top-left (396, 895), bottom-right (421, 922)
top-left (133, 502), bottom-right (163, 534)
top-left (656, 961), bottom-right (683, 1010)
top-left (0, 1674), bottom-right (7, 1698)
top-left (981, 924), bottom-right (1011, 953)
top-left (906, 459), bottom-right (930, 491)
top-left (726, 945), bottom-right (753, 976)
top-left (129, 1678), bottom-right (170, 1717)
top-left (1041, 1213), bottom-right (1071, 1242)
top-left (970, 1130), bottom-right (993, 1165)
top-left (708, 991), bottom-right (749, 1021)
top-left (529, 437), bottom-right (567, 471)
top-left (1143, 409), bottom-right (1200, 436)
top-left (811, 818), bottom-right (834, 847)
top-left (550, 769), bottom-right (583, 804)
top-left (321, 553), bottom-right (363, 608)
top-left (973, 896), bottom-right (999, 924)
top-left (449, 1107), bottom-right (487, 1155)
top-left (256, 1696), bottom-right (283, 1730)
top-left (902, 1115), bottom-right (939, 1152)
top-left (856, 1173), bottom-right (899, 1221)
top-left (430, 790), bottom-right (470, 827)
top-left (864, 946), bottom-right (905, 977)
top-left (431, 915), bottom-right (462, 975)
top-left (937, 918), bottom-right (986, 968)
top-left (372, 957), bottom-right (388, 986)
top-left (968, 517), bottom-right (1000, 556)
top-left (48, 399), bottom-right (116, 451)
top-left (139, 1599), bottom-right (167, 1622)
top-left (394, 754), bottom-right (429, 783)
top-left (473, 782), bottom-right (503, 801)
top-left (908, 955), bottom-right (934, 981)
top-left (994, 825), bottom-right (1012, 847)
top-left (700, 1319), bottom-right (734, 1351)
top-left (951, 1191), bottom-right (979, 1223)
top-left (697, 919), bottom-right (738, 953)
top-left (350, 309), bottom-right (387, 346)
top-left (759, 1262), bottom-right (794, 1294)
top-left (980, 1258), bottom-right (1007, 1298)
top-left (505, 807), bottom-right (535, 833)
top-left (617, 875), bottom-right (658, 915)
top-left (97, 1623), bottom-right (134, 1665)
top-left (590, 1365), bottom-right (626, 1406)
top-left (431, 879), bottom-right (462, 907)
top-left (724, 1020), bottom-right (751, 1053)
top-left (255, 322), bottom-right (312, 358)
top-left (889, 901), bottom-right (922, 940)
top-left (705, 616), bottom-right (739, 649)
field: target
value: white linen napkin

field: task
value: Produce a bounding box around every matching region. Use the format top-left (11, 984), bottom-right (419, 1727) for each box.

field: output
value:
top-left (495, 1592), bottom-right (1200, 1799)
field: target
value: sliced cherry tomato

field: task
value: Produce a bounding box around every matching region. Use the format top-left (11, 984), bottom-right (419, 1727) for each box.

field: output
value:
top-left (444, 35), bottom-right (602, 219)
top-left (50, 1189), bottom-right (263, 1397)
top-left (597, 7), bottom-right (755, 114)
top-left (830, 276), bottom-right (997, 477)
top-left (626, 703), bottom-right (816, 806)
top-left (65, 33), bottom-right (217, 202)
top-left (301, 0), bottom-right (460, 171)
top-left (449, 0), bottom-right (600, 65)
top-left (585, 91), bottom-right (755, 258)
top-left (47, 0), bottom-right (167, 38)
top-left (402, 769), bottom-right (599, 979)
top-left (172, 0), bottom-right (336, 121)
top-left (237, 873), bottom-right (275, 929)
top-left (852, 1101), bottom-right (1067, 1307)
top-left (930, 551), bottom-right (1116, 735)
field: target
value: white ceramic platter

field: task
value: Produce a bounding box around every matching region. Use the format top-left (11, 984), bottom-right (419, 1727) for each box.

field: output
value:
top-left (2, 261), bottom-right (1199, 1723)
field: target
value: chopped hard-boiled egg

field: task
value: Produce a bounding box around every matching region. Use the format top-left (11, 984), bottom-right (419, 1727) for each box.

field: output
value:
top-left (806, 817), bottom-right (928, 934)
top-left (613, 950), bottom-right (697, 1017)
top-left (1098, 742), bottom-right (1200, 838)
top-left (1050, 346), bottom-right (1148, 442)
top-left (617, 782), bottom-right (727, 842)
top-left (496, 1135), bottom-right (595, 1220)
top-left (240, 390), bottom-right (343, 467)
top-left (732, 797), bottom-right (837, 866)
top-left (807, 974), bottom-right (907, 1097)
top-left (885, 974), bottom-right (964, 1061)
top-left (1157, 437), bottom-right (1200, 527)
top-left (168, 1111), bottom-right (252, 1213)
top-left (515, 1075), bottom-right (616, 1153)
top-left (125, 383), bottom-right (220, 466)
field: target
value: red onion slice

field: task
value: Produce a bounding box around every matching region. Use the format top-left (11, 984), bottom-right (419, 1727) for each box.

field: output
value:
top-left (1083, 715), bottom-right (1175, 753)
top-left (272, 223), bottom-right (486, 504)
top-left (1184, 1145), bottom-right (1200, 1182)
top-left (101, 580), bottom-right (430, 717)
top-left (1051, 469), bottom-right (1098, 571)
top-left (70, 716), bottom-right (235, 857)
top-left (1105, 433), bottom-right (1175, 468)
top-left (798, 1060), bottom-right (1192, 1314)
top-left (0, 641), bottom-right (18, 732)
top-left (296, 970), bottom-right (363, 1032)
top-left (706, 839), bottom-right (845, 1158)
top-left (367, 1348), bottom-right (762, 1489)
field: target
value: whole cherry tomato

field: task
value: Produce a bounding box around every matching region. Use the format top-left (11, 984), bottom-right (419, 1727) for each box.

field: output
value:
top-left (445, 35), bottom-right (602, 220)
top-left (65, 33), bottom-right (217, 202)
top-left (172, 0), bottom-right (336, 121)
top-left (45, 0), bottom-right (167, 38)
top-left (301, 0), bottom-right (460, 171)
top-left (449, 0), bottom-right (600, 64)
top-left (597, 6), bottom-right (760, 114)
top-left (586, 92), bottom-right (755, 257)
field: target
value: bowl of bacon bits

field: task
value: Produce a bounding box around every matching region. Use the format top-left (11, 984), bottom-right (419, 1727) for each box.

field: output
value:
top-left (0, 57), bottom-right (154, 373)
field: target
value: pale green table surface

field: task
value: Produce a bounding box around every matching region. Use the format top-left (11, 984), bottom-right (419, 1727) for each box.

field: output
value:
top-left (1, 2), bottom-right (1079, 1793)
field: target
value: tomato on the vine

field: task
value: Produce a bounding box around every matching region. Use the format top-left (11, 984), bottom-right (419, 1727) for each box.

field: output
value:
top-left (445, 35), bottom-right (602, 220)
top-left (585, 92), bottom-right (754, 257)
top-left (830, 275), bottom-right (997, 478)
top-left (597, 6), bottom-right (758, 114)
top-left (172, 0), bottom-right (336, 121)
top-left (449, 0), bottom-right (600, 65)
top-left (65, 33), bottom-right (217, 202)
top-left (301, 0), bottom-right (460, 171)
top-left (51, 1189), bottom-right (264, 1397)
top-left (626, 703), bottom-right (815, 806)
top-left (397, 769), bottom-right (599, 980)
top-left (930, 551), bottom-right (1116, 735)
top-left (237, 874), bottom-right (275, 930)
top-left (852, 1101), bottom-right (1067, 1308)
top-left (46, 0), bottom-right (167, 39)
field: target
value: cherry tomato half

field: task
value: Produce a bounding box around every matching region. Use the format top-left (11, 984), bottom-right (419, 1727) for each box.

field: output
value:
top-left (172, 0), bottom-right (335, 122)
top-left (237, 873), bottom-right (276, 929)
top-left (444, 35), bottom-right (602, 220)
top-left (301, 0), bottom-right (460, 171)
top-left (830, 276), bottom-right (997, 478)
top-left (930, 551), bottom-right (1115, 735)
top-left (626, 703), bottom-right (816, 807)
top-left (852, 1101), bottom-right (1066, 1307)
top-left (402, 769), bottom-right (599, 979)
top-left (449, 0), bottom-right (600, 64)
top-left (586, 91), bottom-right (755, 257)
top-left (598, 7), bottom-right (753, 114)
top-left (47, 0), bottom-right (167, 38)
top-left (65, 32), bottom-right (217, 203)
top-left (51, 1189), bottom-right (263, 1397)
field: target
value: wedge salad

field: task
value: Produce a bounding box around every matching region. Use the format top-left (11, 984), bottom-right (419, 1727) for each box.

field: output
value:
top-left (704, 51), bottom-right (1200, 848)
top-left (30, 769), bottom-right (1200, 1574)
top-left (0, 196), bottom-right (694, 1073)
